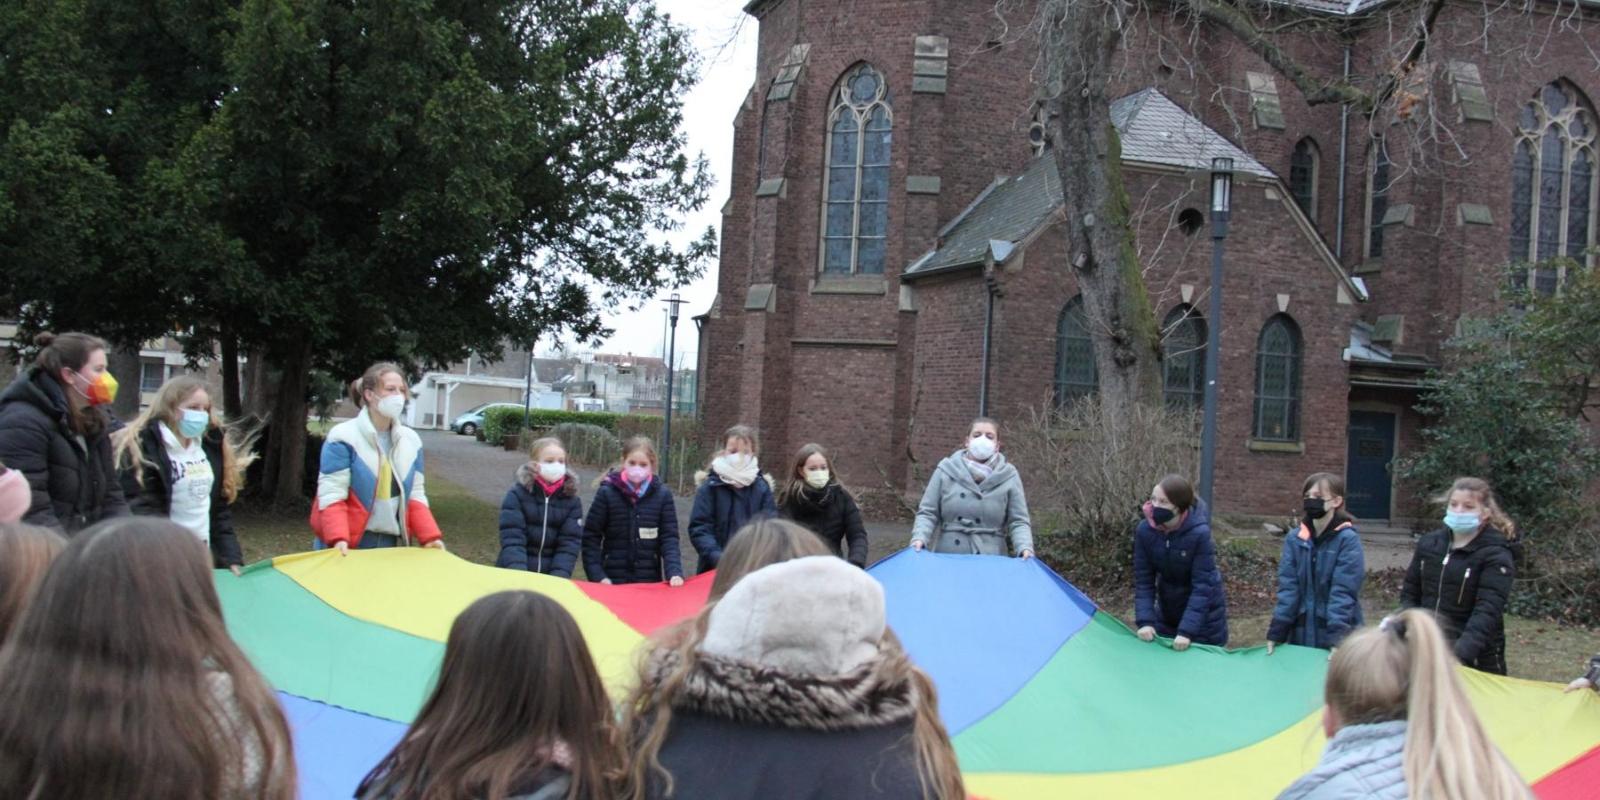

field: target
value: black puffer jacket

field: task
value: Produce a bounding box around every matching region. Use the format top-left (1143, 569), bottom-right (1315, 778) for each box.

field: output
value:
top-left (778, 483), bottom-right (869, 567)
top-left (1400, 525), bottom-right (1518, 674)
top-left (497, 463), bottom-right (583, 578)
top-left (582, 472), bottom-right (682, 584)
top-left (118, 424), bottom-right (244, 568)
top-left (0, 368), bottom-right (128, 533)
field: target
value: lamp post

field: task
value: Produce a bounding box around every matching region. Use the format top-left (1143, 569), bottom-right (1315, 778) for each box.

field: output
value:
top-left (661, 293), bottom-right (685, 484)
top-left (1198, 157), bottom-right (1233, 512)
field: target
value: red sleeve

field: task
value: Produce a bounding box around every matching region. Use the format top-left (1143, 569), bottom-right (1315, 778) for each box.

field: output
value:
top-left (407, 500), bottom-right (443, 545)
top-left (310, 498), bottom-right (353, 545)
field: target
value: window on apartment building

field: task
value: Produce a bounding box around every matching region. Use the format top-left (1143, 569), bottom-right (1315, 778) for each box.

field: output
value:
top-left (1054, 295), bottom-right (1098, 407)
top-left (821, 63), bottom-right (892, 275)
top-left (1161, 305), bottom-right (1206, 411)
top-left (1253, 315), bottom-right (1302, 442)
top-left (1289, 137), bottom-right (1319, 219)
top-left (1510, 80), bottom-right (1596, 295)
top-left (139, 360), bottom-right (164, 393)
top-left (1365, 137), bottom-right (1390, 260)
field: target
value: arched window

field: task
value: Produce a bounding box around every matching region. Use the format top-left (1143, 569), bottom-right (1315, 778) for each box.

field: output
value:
top-left (1365, 137), bottom-right (1390, 259)
top-left (1253, 315), bottom-right (1302, 442)
top-left (1162, 306), bottom-right (1206, 410)
top-left (1510, 80), bottom-right (1596, 294)
top-left (1290, 138), bottom-right (1319, 219)
top-left (821, 64), bottom-right (892, 275)
top-left (1054, 296), bottom-right (1097, 407)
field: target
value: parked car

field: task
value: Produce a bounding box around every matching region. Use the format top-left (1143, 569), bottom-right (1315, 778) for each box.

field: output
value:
top-left (451, 402), bottom-right (522, 436)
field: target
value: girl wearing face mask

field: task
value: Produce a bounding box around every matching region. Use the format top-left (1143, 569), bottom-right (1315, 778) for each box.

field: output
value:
top-left (113, 376), bottom-right (256, 575)
top-left (310, 363), bottom-right (444, 553)
top-left (688, 425), bottom-right (776, 573)
top-left (1266, 473), bottom-right (1365, 654)
top-left (776, 444), bottom-right (868, 567)
top-left (497, 437), bottom-right (583, 577)
top-left (584, 436), bottom-right (684, 586)
top-left (908, 418), bottom-right (1034, 558)
top-left (1399, 476), bottom-right (1518, 674)
top-left (0, 332), bottom-right (130, 533)
top-left (1132, 474), bottom-right (1228, 650)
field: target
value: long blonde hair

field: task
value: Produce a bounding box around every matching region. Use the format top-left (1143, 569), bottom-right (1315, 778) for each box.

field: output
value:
top-left (113, 375), bottom-right (258, 502)
top-left (1326, 609), bottom-right (1532, 800)
top-left (618, 607), bottom-right (964, 800)
top-left (1434, 477), bottom-right (1517, 540)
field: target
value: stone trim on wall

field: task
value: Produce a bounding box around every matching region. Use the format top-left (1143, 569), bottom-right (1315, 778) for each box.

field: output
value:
top-left (767, 44), bottom-right (812, 102)
top-left (913, 35), bottom-right (949, 94)
top-left (1246, 71), bottom-right (1286, 130)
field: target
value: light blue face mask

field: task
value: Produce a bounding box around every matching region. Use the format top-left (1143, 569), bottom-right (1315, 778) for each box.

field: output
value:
top-left (178, 408), bottom-right (210, 439)
top-left (1444, 511), bottom-right (1482, 534)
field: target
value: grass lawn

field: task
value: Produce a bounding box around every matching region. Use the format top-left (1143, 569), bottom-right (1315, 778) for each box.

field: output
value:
top-left (233, 474), bottom-right (504, 566)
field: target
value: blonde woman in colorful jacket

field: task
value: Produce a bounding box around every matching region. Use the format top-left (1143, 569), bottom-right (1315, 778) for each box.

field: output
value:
top-left (309, 363), bottom-right (443, 553)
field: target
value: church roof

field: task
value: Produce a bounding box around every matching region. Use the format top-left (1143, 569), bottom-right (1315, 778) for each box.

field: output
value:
top-left (906, 88), bottom-right (1273, 277)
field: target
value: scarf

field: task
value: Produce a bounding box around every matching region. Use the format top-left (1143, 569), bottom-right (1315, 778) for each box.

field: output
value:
top-left (965, 454), bottom-right (995, 484)
top-left (712, 454), bottom-right (759, 488)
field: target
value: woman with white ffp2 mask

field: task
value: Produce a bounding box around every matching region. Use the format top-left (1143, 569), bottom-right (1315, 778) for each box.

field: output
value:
top-left (310, 363), bottom-right (445, 554)
top-left (908, 417), bottom-right (1034, 558)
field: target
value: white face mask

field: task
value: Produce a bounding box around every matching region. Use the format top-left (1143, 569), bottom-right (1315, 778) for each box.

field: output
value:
top-left (967, 435), bottom-right (996, 461)
top-left (375, 393), bottom-right (406, 422)
top-left (537, 461), bottom-right (567, 483)
top-left (804, 468), bottom-right (830, 489)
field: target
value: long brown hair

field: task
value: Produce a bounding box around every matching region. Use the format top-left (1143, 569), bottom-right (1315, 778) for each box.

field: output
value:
top-left (32, 331), bottom-right (109, 435)
top-left (0, 518), bottom-right (295, 799)
top-left (0, 523), bottom-right (64, 645)
top-left (619, 612), bottom-right (964, 800)
top-left (1326, 610), bottom-right (1532, 799)
top-left (1435, 476), bottom-right (1518, 540)
top-left (113, 375), bottom-right (259, 502)
top-left (359, 591), bottom-right (622, 800)
top-left (775, 442), bottom-right (854, 510)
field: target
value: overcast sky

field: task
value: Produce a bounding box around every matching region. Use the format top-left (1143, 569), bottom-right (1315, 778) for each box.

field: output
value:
top-left (558, 2), bottom-right (757, 367)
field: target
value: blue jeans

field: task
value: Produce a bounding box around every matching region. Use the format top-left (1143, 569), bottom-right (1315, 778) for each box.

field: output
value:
top-left (312, 532), bottom-right (401, 550)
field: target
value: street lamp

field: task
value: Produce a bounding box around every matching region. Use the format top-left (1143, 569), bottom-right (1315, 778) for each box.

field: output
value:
top-left (661, 293), bottom-right (685, 484)
top-left (1198, 157), bottom-right (1233, 512)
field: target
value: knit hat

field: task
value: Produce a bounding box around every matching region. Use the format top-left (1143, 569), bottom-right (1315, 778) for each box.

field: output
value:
top-left (700, 555), bottom-right (885, 675)
top-left (0, 466), bottom-right (29, 525)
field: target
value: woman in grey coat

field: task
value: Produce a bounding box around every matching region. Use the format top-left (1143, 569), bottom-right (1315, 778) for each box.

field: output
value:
top-left (1277, 610), bottom-right (1532, 800)
top-left (908, 418), bottom-right (1033, 558)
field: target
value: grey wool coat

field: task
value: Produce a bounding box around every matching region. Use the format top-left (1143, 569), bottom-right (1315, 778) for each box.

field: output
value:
top-left (1276, 721), bottom-right (1408, 800)
top-left (909, 450), bottom-right (1033, 556)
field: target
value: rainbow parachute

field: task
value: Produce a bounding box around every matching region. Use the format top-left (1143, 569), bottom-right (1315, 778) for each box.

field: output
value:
top-left (218, 550), bottom-right (1600, 799)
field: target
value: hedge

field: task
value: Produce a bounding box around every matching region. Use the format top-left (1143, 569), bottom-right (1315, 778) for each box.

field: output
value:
top-left (481, 407), bottom-right (694, 447)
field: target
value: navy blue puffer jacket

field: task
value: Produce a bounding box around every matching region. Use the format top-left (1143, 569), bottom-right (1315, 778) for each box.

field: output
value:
top-left (687, 470), bottom-right (776, 573)
top-left (1133, 499), bottom-right (1229, 645)
top-left (582, 472), bottom-right (682, 584)
top-left (497, 463), bottom-right (584, 578)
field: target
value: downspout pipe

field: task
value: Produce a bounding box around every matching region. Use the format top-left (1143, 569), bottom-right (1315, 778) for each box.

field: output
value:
top-left (1335, 45), bottom-right (1352, 260)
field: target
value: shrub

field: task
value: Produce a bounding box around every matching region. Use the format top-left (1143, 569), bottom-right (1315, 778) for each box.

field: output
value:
top-left (1002, 396), bottom-right (1200, 599)
top-left (547, 423), bottom-right (622, 469)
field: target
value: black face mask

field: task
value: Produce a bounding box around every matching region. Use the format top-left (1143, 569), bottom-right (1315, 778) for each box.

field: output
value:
top-left (1150, 506), bottom-right (1177, 525)
top-left (1303, 497), bottom-right (1328, 520)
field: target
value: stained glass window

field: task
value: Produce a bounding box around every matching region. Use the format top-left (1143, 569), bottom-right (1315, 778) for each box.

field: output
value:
top-left (1162, 306), bottom-right (1206, 410)
top-left (1055, 296), bottom-right (1097, 407)
top-left (1290, 138), bottom-right (1318, 218)
top-left (821, 65), bottom-right (892, 275)
top-left (1511, 81), bottom-right (1598, 294)
top-left (1366, 138), bottom-right (1390, 259)
top-left (1253, 316), bottom-right (1301, 442)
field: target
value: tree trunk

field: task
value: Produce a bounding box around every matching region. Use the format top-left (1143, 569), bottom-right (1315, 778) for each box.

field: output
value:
top-left (107, 348), bottom-right (143, 422)
top-left (220, 323), bottom-right (242, 420)
top-left (1044, 0), bottom-right (1163, 421)
top-left (261, 341), bottom-right (312, 503)
top-left (244, 348), bottom-right (274, 420)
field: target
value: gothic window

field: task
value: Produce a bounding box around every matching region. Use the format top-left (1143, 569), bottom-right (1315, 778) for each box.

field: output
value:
top-left (1253, 315), bottom-right (1302, 442)
top-left (1365, 138), bottom-right (1390, 260)
top-left (1162, 306), bottom-right (1206, 410)
top-left (1511, 81), bottom-right (1597, 295)
top-left (1055, 296), bottom-right (1097, 407)
top-left (821, 64), bottom-right (892, 275)
top-left (1290, 138), bottom-right (1319, 219)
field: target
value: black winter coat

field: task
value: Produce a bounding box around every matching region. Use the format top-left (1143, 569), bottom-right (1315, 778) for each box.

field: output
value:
top-left (1400, 525), bottom-right (1517, 674)
top-left (0, 368), bottom-right (128, 533)
top-left (687, 470), bottom-right (776, 573)
top-left (778, 483), bottom-right (869, 567)
top-left (119, 424), bottom-right (244, 568)
top-left (582, 473), bottom-right (682, 584)
top-left (497, 464), bottom-right (583, 578)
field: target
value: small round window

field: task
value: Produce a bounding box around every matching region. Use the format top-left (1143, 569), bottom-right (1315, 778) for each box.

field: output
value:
top-left (1177, 208), bottom-right (1204, 236)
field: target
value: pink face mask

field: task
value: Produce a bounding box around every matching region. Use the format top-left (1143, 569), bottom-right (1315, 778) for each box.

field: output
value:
top-left (624, 465), bottom-right (652, 486)
top-left (0, 468), bottom-right (30, 524)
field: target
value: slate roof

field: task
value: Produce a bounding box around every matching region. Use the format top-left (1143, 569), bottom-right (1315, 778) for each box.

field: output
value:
top-left (907, 89), bottom-right (1272, 277)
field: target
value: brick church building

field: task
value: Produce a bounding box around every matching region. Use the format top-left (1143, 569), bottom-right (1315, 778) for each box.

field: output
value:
top-left (696, 0), bottom-right (1598, 526)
